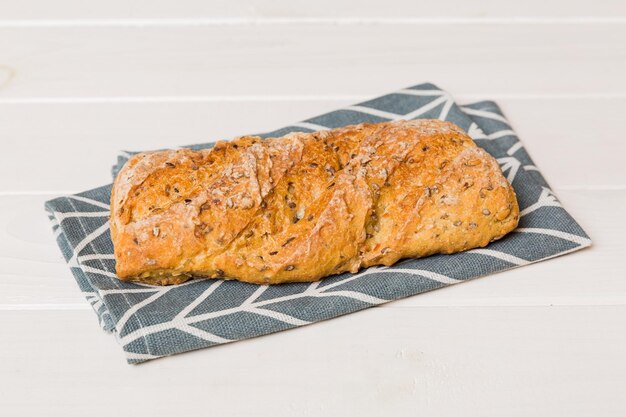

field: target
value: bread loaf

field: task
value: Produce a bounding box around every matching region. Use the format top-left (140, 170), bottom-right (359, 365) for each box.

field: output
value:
top-left (111, 120), bottom-right (519, 285)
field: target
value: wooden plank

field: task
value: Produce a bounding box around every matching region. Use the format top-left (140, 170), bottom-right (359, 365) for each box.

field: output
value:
top-left (0, 189), bottom-right (620, 307)
top-left (0, 98), bottom-right (623, 193)
top-left (0, 0), bottom-right (623, 21)
top-left (1, 306), bottom-right (624, 416)
top-left (0, 99), bottom-right (347, 193)
top-left (0, 24), bottom-right (623, 99)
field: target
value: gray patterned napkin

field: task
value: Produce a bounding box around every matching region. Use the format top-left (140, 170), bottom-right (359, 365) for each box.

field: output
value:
top-left (45, 83), bottom-right (590, 364)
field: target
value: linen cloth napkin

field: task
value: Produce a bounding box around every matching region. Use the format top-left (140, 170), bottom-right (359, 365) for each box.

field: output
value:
top-left (45, 83), bottom-right (591, 364)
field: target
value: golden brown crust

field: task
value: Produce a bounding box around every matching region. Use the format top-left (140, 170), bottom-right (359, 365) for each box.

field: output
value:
top-left (111, 120), bottom-right (519, 285)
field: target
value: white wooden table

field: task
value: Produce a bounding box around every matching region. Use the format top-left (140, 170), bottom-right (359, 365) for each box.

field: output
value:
top-left (1, 1), bottom-right (625, 416)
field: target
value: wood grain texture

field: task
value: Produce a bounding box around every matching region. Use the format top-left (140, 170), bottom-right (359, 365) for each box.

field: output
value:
top-left (0, 24), bottom-right (624, 99)
top-left (1, 307), bottom-right (625, 416)
top-left (0, 0), bottom-right (624, 20)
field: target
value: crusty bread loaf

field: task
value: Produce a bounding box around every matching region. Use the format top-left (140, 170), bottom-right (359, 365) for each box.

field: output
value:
top-left (111, 120), bottom-right (519, 285)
